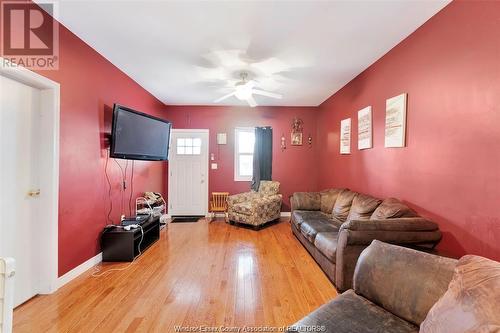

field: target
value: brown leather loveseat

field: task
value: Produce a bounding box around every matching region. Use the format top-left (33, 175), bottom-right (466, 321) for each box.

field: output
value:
top-left (287, 240), bottom-right (457, 332)
top-left (290, 189), bottom-right (442, 291)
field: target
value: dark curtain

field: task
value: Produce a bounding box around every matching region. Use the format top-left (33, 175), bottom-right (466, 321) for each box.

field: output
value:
top-left (251, 127), bottom-right (273, 191)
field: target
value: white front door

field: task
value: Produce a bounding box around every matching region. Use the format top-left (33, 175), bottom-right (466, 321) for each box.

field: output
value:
top-left (168, 130), bottom-right (209, 216)
top-left (0, 75), bottom-right (42, 306)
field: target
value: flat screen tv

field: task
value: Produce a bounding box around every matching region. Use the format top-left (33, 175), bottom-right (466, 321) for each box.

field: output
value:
top-left (110, 104), bottom-right (171, 161)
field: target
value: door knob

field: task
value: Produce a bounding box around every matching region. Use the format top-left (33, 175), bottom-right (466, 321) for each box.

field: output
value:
top-left (28, 189), bottom-right (41, 197)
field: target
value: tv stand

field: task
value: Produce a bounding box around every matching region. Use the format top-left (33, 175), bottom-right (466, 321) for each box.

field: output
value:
top-left (101, 216), bottom-right (160, 262)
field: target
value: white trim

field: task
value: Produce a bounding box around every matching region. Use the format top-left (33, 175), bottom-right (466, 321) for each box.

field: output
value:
top-left (1, 257), bottom-right (15, 333)
top-left (234, 127), bottom-right (254, 182)
top-left (57, 253), bottom-right (102, 289)
top-left (168, 129), bottom-right (210, 216)
top-left (0, 57), bottom-right (60, 294)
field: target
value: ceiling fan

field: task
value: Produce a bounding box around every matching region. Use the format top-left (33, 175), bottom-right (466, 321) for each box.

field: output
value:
top-left (214, 72), bottom-right (282, 107)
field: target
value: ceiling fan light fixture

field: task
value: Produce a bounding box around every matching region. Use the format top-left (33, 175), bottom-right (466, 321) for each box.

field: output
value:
top-left (213, 72), bottom-right (281, 106)
top-left (234, 83), bottom-right (253, 100)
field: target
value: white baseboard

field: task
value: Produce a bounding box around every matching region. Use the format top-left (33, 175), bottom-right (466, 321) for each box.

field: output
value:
top-left (58, 252), bottom-right (102, 288)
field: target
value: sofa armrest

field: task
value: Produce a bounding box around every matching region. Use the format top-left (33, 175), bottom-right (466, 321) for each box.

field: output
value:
top-left (353, 240), bottom-right (457, 326)
top-left (338, 228), bottom-right (442, 247)
top-left (253, 194), bottom-right (282, 209)
top-left (228, 191), bottom-right (256, 205)
top-left (340, 217), bottom-right (439, 232)
top-left (334, 220), bottom-right (443, 292)
top-left (290, 192), bottom-right (321, 211)
top-left (256, 193), bottom-right (282, 204)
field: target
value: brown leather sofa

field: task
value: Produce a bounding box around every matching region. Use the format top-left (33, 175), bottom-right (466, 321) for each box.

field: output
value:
top-left (287, 240), bottom-right (457, 333)
top-left (290, 189), bottom-right (442, 291)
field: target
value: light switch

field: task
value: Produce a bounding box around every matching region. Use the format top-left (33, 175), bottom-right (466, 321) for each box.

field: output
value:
top-left (211, 163), bottom-right (218, 170)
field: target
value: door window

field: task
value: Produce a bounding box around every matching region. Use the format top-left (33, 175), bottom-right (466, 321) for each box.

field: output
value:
top-left (177, 137), bottom-right (202, 155)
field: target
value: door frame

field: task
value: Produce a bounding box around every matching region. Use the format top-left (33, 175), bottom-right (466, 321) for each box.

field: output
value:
top-left (0, 58), bottom-right (60, 294)
top-left (167, 129), bottom-right (209, 217)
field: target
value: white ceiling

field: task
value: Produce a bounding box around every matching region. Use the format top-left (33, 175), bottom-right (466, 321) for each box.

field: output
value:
top-left (45, 0), bottom-right (449, 106)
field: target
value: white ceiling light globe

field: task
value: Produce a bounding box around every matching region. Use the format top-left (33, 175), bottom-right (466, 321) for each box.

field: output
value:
top-left (234, 83), bottom-right (252, 100)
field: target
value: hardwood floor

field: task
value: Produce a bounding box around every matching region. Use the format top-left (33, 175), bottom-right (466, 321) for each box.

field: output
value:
top-left (13, 219), bottom-right (337, 332)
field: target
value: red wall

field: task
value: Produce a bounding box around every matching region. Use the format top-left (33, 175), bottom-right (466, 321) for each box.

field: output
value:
top-left (317, 0), bottom-right (500, 261)
top-left (27, 15), bottom-right (168, 275)
top-left (166, 106), bottom-right (318, 210)
top-left (6, 0), bottom-right (498, 276)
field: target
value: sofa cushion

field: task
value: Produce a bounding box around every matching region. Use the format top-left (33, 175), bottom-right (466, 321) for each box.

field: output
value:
top-left (300, 219), bottom-right (338, 243)
top-left (332, 190), bottom-right (358, 222)
top-left (231, 202), bottom-right (253, 216)
top-left (420, 255), bottom-right (500, 333)
top-left (259, 180), bottom-right (280, 196)
top-left (292, 192), bottom-right (321, 211)
top-left (320, 188), bottom-right (344, 214)
top-left (370, 198), bottom-right (417, 220)
top-left (330, 215), bottom-right (345, 228)
top-left (291, 210), bottom-right (331, 229)
top-left (287, 290), bottom-right (418, 333)
top-left (346, 193), bottom-right (382, 222)
top-left (314, 232), bottom-right (338, 263)
top-left (258, 180), bottom-right (280, 196)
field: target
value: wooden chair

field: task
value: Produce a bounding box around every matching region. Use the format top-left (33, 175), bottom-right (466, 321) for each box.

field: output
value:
top-left (209, 192), bottom-right (229, 223)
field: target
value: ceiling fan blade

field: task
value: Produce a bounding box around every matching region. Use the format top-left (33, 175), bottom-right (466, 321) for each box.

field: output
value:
top-left (251, 57), bottom-right (289, 75)
top-left (247, 96), bottom-right (258, 107)
top-left (214, 91), bottom-right (236, 103)
top-left (252, 89), bottom-right (282, 99)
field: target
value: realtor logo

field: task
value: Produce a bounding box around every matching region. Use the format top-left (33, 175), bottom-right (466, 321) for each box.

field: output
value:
top-left (1, 1), bottom-right (59, 69)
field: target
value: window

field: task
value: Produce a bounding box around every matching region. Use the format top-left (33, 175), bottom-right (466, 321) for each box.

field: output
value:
top-left (177, 137), bottom-right (202, 155)
top-left (234, 127), bottom-right (255, 181)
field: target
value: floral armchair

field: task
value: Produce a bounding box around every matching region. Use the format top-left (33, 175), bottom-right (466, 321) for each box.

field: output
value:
top-left (227, 181), bottom-right (282, 228)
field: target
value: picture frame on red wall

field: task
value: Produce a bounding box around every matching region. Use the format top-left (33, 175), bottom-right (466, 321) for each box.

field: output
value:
top-left (385, 93), bottom-right (407, 148)
top-left (340, 118), bottom-right (351, 154)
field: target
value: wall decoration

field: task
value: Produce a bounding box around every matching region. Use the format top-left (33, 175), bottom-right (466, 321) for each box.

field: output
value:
top-left (340, 118), bottom-right (351, 154)
top-left (280, 133), bottom-right (287, 152)
top-left (291, 132), bottom-right (302, 145)
top-left (216, 133), bottom-right (227, 145)
top-left (385, 93), bottom-right (407, 148)
top-left (307, 133), bottom-right (313, 147)
top-left (290, 117), bottom-right (304, 146)
top-left (358, 106), bottom-right (372, 150)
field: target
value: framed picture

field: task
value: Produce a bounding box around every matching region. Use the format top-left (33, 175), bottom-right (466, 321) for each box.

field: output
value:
top-left (340, 118), bottom-right (351, 154)
top-left (216, 133), bottom-right (227, 145)
top-left (358, 106), bottom-right (372, 150)
top-left (385, 93), bottom-right (407, 148)
top-left (291, 132), bottom-right (302, 146)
